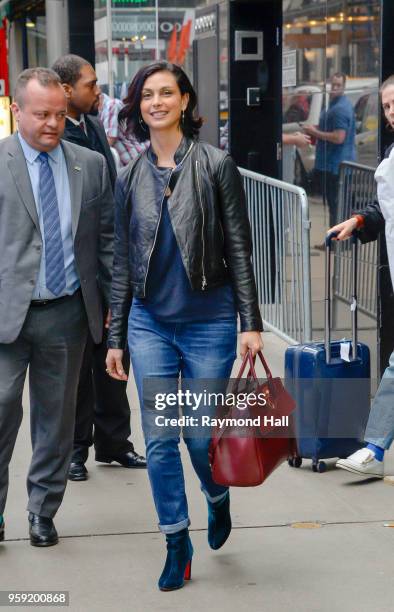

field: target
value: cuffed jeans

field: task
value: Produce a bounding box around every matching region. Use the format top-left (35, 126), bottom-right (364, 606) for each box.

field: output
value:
top-left (364, 349), bottom-right (394, 450)
top-left (128, 302), bottom-right (237, 534)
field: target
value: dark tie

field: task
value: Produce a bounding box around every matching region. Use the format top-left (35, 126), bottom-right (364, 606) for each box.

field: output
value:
top-left (38, 152), bottom-right (66, 296)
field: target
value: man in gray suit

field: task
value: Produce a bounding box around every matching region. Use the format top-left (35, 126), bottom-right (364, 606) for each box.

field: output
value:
top-left (0, 68), bottom-right (113, 547)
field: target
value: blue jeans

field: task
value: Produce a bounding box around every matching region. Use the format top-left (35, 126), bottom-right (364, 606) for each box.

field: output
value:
top-left (364, 349), bottom-right (394, 450)
top-left (128, 303), bottom-right (237, 534)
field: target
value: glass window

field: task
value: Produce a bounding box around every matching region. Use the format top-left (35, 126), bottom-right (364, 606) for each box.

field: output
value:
top-left (95, 0), bottom-right (196, 98)
top-left (283, 0), bottom-right (381, 380)
top-left (26, 15), bottom-right (47, 67)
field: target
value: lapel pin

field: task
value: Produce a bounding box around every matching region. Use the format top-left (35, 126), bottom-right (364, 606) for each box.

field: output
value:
top-left (74, 166), bottom-right (81, 171)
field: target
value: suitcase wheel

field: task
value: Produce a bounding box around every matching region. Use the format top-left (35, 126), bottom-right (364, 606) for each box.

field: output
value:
top-left (288, 456), bottom-right (302, 468)
top-left (312, 461), bottom-right (327, 473)
top-left (294, 456), bottom-right (302, 468)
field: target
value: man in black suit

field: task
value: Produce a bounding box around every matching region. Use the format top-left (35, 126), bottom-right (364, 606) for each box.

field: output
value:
top-left (52, 55), bottom-right (146, 481)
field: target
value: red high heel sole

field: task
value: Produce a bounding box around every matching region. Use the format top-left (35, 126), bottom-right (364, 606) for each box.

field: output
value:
top-left (184, 560), bottom-right (192, 581)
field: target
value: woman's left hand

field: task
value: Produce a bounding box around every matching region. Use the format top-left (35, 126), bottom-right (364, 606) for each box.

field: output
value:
top-left (240, 331), bottom-right (264, 357)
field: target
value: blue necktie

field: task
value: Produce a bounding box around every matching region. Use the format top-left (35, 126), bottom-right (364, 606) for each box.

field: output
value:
top-left (38, 152), bottom-right (66, 296)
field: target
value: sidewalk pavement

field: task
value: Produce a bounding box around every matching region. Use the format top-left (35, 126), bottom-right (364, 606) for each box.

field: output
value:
top-left (1, 332), bottom-right (394, 612)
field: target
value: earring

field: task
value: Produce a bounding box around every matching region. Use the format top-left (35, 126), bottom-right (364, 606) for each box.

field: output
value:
top-left (139, 116), bottom-right (148, 132)
top-left (181, 110), bottom-right (185, 124)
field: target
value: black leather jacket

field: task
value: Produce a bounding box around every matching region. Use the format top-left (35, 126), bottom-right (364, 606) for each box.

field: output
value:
top-left (107, 137), bottom-right (263, 349)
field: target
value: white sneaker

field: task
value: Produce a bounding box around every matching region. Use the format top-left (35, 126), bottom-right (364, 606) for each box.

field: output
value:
top-left (336, 448), bottom-right (384, 478)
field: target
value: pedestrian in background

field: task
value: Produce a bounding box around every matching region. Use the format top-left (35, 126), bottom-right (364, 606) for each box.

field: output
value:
top-left (105, 61), bottom-right (263, 591)
top-left (304, 72), bottom-right (356, 230)
top-left (328, 75), bottom-right (394, 479)
top-left (99, 91), bottom-right (148, 165)
top-left (0, 68), bottom-right (113, 546)
top-left (52, 54), bottom-right (146, 483)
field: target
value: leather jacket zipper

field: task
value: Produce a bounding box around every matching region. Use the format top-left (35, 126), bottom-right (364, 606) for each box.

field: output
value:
top-left (143, 170), bottom-right (173, 296)
top-left (195, 159), bottom-right (207, 290)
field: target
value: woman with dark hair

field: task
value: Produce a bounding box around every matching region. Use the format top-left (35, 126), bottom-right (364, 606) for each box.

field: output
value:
top-left (328, 76), bottom-right (394, 480)
top-left (106, 61), bottom-right (263, 591)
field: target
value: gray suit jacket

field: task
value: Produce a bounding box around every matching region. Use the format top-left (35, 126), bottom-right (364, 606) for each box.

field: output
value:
top-left (0, 133), bottom-right (114, 344)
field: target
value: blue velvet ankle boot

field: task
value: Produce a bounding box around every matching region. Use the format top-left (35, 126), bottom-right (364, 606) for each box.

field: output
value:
top-left (207, 492), bottom-right (231, 550)
top-left (158, 528), bottom-right (193, 591)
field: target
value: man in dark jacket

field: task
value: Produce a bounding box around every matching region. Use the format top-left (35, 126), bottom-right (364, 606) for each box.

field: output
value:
top-left (52, 55), bottom-right (146, 481)
top-left (328, 139), bottom-right (394, 480)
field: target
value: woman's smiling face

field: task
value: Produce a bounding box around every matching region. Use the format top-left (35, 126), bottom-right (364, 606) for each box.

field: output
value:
top-left (140, 70), bottom-right (189, 135)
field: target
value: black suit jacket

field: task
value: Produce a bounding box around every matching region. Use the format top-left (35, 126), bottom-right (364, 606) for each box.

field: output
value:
top-left (63, 115), bottom-right (117, 190)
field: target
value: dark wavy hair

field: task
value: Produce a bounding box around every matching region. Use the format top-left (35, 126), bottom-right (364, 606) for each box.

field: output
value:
top-left (119, 61), bottom-right (203, 142)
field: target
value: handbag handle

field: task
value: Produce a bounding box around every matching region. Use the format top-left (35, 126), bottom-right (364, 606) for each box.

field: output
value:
top-left (209, 350), bottom-right (274, 462)
top-left (237, 350), bottom-right (273, 382)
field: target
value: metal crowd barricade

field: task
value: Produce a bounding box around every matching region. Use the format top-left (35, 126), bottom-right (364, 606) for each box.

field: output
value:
top-left (239, 167), bottom-right (312, 345)
top-left (333, 161), bottom-right (377, 324)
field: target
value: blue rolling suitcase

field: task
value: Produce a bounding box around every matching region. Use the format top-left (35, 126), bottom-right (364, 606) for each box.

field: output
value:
top-left (285, 233), bottom-right (370, 472)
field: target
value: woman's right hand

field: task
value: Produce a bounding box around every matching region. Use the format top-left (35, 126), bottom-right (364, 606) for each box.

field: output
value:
top-left (105, 349), bottom-right (128, 381)
top-left (327, 217), bottom-right (359, 241)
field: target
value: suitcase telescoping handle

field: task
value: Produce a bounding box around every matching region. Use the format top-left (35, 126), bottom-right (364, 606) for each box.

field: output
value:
top-left (324, 231), bottom-right (358, 364)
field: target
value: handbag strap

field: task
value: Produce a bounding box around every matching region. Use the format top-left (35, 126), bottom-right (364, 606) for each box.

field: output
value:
top-left (210, 350), bottom-right (274, 460)
top-left (237, 351), bottom-right (256, 380)
top-left (231, 350), bottom-right (274, 397)
top-left (237, 350), bottom-right (273, 381)
top-left (256, 350), bottom-right (273, 379)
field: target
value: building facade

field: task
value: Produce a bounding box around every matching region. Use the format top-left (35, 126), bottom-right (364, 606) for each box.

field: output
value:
top-left (1, 0), bottom-right (94, 94)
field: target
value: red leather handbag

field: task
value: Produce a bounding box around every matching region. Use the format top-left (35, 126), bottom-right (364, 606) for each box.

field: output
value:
top-left (209, 350), bottom-right (296, 487)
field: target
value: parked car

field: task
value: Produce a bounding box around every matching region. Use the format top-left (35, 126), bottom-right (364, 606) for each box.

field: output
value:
top-left (353, 89), bottom-right (379, 168)
top-left (283, 78), bottom-right (379, 185)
